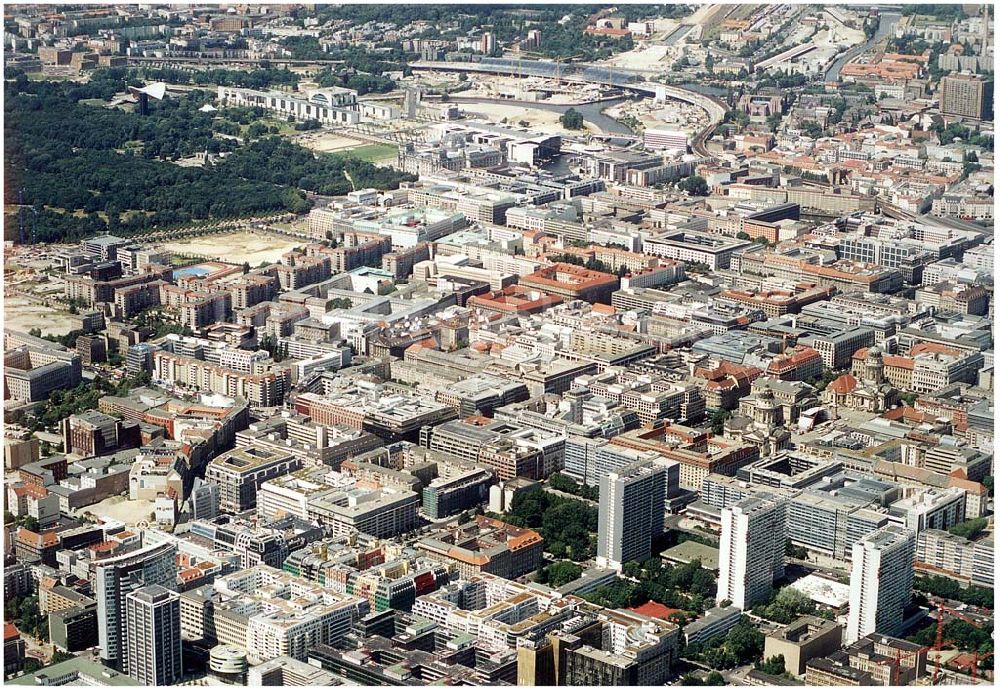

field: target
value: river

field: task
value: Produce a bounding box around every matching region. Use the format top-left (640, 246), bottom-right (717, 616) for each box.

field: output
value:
top-left (678, 83), bottom-right (729, 98)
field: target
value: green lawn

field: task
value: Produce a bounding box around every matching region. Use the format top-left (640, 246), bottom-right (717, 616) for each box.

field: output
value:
top-left (265, 117), bottom-right (298, 135)
top-left (341, 143), bottom-right (399, 162)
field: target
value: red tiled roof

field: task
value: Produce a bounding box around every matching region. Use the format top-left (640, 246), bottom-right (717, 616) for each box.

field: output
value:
top-left (629, 601), bottom-right (683, 620)
top-left (89, 540), bottom-right (119, 552)
top-left (15, 527), bottom-right (59, 548)
top-left (4, 623), bottom-right (19, 641)
top-left (179, 568), bottom-right (203, 582)
top-left (829, 373), bottom-right (858, 395)
top-left (911, 342), bottom-right (962, 358)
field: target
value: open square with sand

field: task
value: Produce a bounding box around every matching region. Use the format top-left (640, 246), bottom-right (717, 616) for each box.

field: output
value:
top-left (4, 296), bottom-right (78, 336)
top-left (160, 231), bottom-right (301, 266)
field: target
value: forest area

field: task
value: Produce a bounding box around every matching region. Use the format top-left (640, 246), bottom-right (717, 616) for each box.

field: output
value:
top-left (4, 68), bottom-right (413, 243)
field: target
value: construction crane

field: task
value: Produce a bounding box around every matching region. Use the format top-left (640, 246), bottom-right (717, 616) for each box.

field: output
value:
top-left (929, 600), bottom-right (987, 685)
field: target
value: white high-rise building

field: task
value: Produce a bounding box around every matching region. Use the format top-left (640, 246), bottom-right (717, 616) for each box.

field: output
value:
top-left (596, 460), bottom-right (671, 570)
top-left (716, 493), bottom-right (787, 610)
top-left (125, 585), bottom-right (183, 686)
top-left (95, 542), bottom-right (178, 670)
top-left (846, 525), bottom-right (916, 644)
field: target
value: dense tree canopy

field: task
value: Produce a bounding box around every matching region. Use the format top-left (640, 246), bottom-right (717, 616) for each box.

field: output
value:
top-left (503, 487), bottom-right (598, 560)
top-left (132, 65), bottom-right (299, 90)
top-left (547, 472), bottom-right (599, 502)
top-left (949, 517), bottom-right (989, 541)
top-left (681, 672), bottom-right (727, 686)
top-left (216, 137), bottom-right (414, 196)
top-left (757, 655), bottom-right (787, 676)
top-left (910, 618), bottom-right (993, 656)
top-left (4, 68), bottom-right (414, 242)
top-left (560, 108), bottom-right (585, 130)
top-left (678, 175), bottom-right (709, 197)
top-left (538, 561), bottom-right (583, 588)
top-left (914, 574), bottom-right (993, 609)
top-left (751, 588), bottom-right (818, 624)
top-left (27, 372), bottom-right (152, 433)
top-left (684, 616), bottom-right (765, 669)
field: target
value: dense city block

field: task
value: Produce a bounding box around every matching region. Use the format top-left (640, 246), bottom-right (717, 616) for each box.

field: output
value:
top-left (2, 2), bottom-right (994, 688)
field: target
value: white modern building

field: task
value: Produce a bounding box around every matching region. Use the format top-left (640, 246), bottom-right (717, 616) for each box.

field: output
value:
top-left (716, 493), bottom-right (787, 610)
top-left (643, 128), bottom-right (689, 153)
top-left (596, 459), bottom-right (670, 571)
top-left (846, 525), bottom-right (916, 644)
top-left (217, 86), bottom-right (360, 125)
top-left (889, 487), bottom-right (966, 534)
top-left (213, 565), bottom-right (368, 664)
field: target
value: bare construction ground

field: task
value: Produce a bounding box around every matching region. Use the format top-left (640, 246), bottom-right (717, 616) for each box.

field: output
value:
top-left (462, 102), bottom-right (601, 135)
top-left (160, 231), bottom-right (300, 266)
top-left (76, 495), bottom-right (156, 526)
top-left (4, 296), bottom-right (77, 336)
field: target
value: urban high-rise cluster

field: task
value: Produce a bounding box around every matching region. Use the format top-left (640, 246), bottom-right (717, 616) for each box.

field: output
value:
top-left (2, 2), bottom-right (994, 688)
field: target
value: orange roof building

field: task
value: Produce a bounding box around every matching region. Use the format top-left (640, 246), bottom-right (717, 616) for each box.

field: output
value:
top-left (4, 623), bottom-right (20, 642)
top-left (767, 347), bottom-right (824, 382)
top-left (518, 262), bottom-right (620, 305)
top-left (629, 601), bottom-right (684, 620)
top-left (414, 515), bottom-right (543, 581)
top-left (841, 59), bottom-right (921, 81)
top-left (468, 285), bottom-right (563, 316)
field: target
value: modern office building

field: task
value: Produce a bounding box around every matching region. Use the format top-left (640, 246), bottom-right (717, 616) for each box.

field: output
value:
top-left (682, 605), bottom-right (743, 646)
top-left (308, 485), bottom-right (420, 539)
top-left (94, 542), bottom-right (178, 671)
top-left (642, 231), bottom-right (752, 270)
top-left (205, 446), bottom-right (301, 514)
top-left (643, 128), bottom-right (689, 152)
top-left (188, 477), bottom-right (220, 521)
top-left (846, 525), bottom-right (916, 644)
top-left (716, 493), bottom-right (787, 610)
top-left (217, 85), bottom-right (360, 125)
top-left (124, 585), bottom-right (183, 686)
top-left (915, 528), bottom-right (994, 588)
top-left (763, 615), bottom-right (844, 675)
top-left (247, 656), bottom-right (340, 686)
top-left (596, 460), bottom-right (670, 570)
top-left (889, 487), bottom-right (966, 534)
top-left (212, 565), bottom-right (368, 664)
top-left (48, 604), bottom-right (99, 652)
top-left (126, 342), bottom-right (158, 374)
top-left (939, 72), bottom-right (993, 120)
top-left (3, 337), bottom-right (83, 403)
top-left (421, 468), bottom-right (494, 519)
top-left (802, 327), bottom-right (876, 370)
